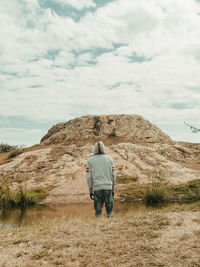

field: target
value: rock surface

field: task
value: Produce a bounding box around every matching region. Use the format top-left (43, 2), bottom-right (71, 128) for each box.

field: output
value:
top-left (41, 114), bottom-right (173, 145)
top-left (0, 114), bottom-right (200, 204)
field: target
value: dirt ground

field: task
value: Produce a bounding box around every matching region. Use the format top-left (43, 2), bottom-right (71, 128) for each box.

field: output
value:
top-left (1, 203), bottom-right (200, 267)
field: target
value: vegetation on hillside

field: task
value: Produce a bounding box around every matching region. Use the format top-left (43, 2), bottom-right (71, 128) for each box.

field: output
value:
top-left (0, 174), bottom-right (47, 210)
top-left (0, 142), bottom-right (26, 159)
top-left (0, 184), bottom-right (47, 210)
top-left (118, 178), bottom-right (200, 205)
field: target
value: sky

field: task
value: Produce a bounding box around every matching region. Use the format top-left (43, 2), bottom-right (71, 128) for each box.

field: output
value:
top-left (0, 0), bottom-right (200, 146)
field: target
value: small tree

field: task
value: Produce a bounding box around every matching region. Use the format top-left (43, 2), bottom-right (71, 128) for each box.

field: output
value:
top-left (0, 142), bottom-right (18, 153)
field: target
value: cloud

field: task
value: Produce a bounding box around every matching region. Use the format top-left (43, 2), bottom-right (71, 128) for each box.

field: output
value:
top-left (0, 127), bottom-right (46, 146)
top-left (0, 0), bottom-right (200, 144)
top-left (54, 0), bottom-right (96, 10)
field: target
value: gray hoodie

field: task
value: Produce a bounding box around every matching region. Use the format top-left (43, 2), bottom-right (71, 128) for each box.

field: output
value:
top-left (86, 141), bottom-right (117, 192)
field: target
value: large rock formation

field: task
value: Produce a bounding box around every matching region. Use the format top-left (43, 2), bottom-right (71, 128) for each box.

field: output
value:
top-left (0, 114), bottom-right (200, 204)
top-left (41, 114), bottom-right (173, 145)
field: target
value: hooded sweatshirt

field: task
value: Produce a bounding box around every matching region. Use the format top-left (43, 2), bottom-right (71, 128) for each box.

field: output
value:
top-left (86, 141), bottom-right (117, 192)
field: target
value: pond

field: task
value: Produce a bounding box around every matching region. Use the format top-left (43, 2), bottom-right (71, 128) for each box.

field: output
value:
top-left (0, 201), bottom-right (149, 230)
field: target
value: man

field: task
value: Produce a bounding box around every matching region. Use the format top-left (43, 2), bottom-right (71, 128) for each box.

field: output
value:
top-left (86, 141), bottom-right (117, 218)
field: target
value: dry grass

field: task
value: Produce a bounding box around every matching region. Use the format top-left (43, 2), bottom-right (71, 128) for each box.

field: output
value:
top-left (1, 206), bottom-right (200, 267)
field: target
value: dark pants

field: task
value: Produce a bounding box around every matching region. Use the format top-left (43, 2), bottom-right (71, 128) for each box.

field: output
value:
top-left (94, 190), bottom-right (113, 217)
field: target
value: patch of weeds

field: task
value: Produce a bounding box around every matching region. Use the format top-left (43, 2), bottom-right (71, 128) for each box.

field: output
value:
top-left (54, 261), bottom-right (65, 266)
top-left (140, 245), bottom-right (156, 253)
top-left (151, 215), bottom-right (170, 229)
top-left (117, 185), bottom-right (147, 200)
top-left (117, 176), bottom-right (138, 184)
top-left (169, 179), bottom-right (200, 201)
top-left (118, 179), bottom-right (200, 204)
top-left (0, 183), bottom-right (11, 209)
top-left (0, 183), bottom-right (47, 209)
top-left (144, 185), bottom-right (166, 207)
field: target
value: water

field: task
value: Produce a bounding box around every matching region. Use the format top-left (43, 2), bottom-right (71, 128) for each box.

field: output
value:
top-left (0, 202), bottom-right (149, 230)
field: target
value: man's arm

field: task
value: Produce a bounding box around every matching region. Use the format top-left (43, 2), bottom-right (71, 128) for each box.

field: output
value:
top-left (86, 160), bottom-right (93, 193)
top-left (111, 159), bottom-right (117, 192)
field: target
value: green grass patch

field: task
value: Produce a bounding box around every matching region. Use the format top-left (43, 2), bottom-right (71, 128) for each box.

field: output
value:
top-left (118, 179), bottom-right (200, 204)
top-left (117, 176), bottom-right (138, 184)
top-left (0, 185), bottom-right (47, 210)
top-left (166, 179), bottom-right (200, 202)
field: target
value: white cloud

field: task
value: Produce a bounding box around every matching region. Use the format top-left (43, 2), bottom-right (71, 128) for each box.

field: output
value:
top-left (0, 0), bottom-right (200, 144)
top-left (0, 128), bottom-right (45, 146)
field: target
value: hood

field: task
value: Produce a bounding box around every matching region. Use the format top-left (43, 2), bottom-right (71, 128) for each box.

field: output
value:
top-left (93, 141), bottom-right (106, 155)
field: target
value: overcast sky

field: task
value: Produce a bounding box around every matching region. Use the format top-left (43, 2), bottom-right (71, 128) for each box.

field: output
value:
top-left (0, 0), bottom-right (200, 146)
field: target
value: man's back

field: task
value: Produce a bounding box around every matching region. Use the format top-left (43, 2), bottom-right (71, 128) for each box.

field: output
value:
top-left (86, 141), bottom-right (117, 217)
top-left (87, 154), bottom-right (114, 191)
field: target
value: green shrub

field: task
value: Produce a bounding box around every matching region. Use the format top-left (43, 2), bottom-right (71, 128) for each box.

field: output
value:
top-left (0, 184), bottom-right (11, 209)
top-left (0, 185), bottom-right (47, 209)
top-left (144, 186), bottom-right (166, 207)
top-left (0, 142), bottom-right (25, 153)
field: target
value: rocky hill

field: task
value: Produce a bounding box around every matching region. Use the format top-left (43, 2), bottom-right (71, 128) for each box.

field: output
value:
top-left (41, 114), bottom-right (173, 145)
top-left (0, 114), bottom-right (200, 204)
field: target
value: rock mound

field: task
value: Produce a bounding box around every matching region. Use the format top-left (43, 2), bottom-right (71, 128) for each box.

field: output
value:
top-left (1, 114), bottom-right (200, 204)
top-left (41, 114), bottom-right (172, 145)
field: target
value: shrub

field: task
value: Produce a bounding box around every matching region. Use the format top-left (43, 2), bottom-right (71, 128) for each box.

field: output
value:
top-left (0, 184), bottom-right (11, 209)
top-left (0, 185), bottom-right (47, 210)
top-left (144, 186), bottom-right (166, 207)
top-left (0, 142), bottom-right (25, 153)
top-left (0, 142), bottom-right (18, 153)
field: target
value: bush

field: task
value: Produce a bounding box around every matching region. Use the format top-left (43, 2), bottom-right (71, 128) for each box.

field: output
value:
top-left (0, 142), bottom-right (25, 153)
top-left (144, 186), bottom-right (166, 207)
top-left (0, 142), bottom-right (18, 153)
top-left (0, 184), bottom-right (11, 209)
top-left (0, 184), bottom-right (47, 210)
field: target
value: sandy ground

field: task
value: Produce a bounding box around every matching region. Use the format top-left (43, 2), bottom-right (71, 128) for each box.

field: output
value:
top-left (1, 203), bottom-right (200, 267)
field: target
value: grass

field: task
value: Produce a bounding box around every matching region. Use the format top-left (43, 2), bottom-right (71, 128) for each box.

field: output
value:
top-left (144, 186), bottom-right (166, 207)
top-left (0, 212), bottom-right (170, 266)
top-left (118, 179), bottom-right (200, 205)
top-left (0, 185), bottom-right (47, 209)
top-left (1, 205), bottom-right (200, 267)
top-left (117, 175), bottom-right (138, 184)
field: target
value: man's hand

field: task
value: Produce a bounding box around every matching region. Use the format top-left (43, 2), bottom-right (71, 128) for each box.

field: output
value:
top-left (90, 192), bottom-right (94, 200)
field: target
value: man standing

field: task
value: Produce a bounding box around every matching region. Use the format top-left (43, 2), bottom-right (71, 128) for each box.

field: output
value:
top-left (86, 141), bottom-right (117, 218)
